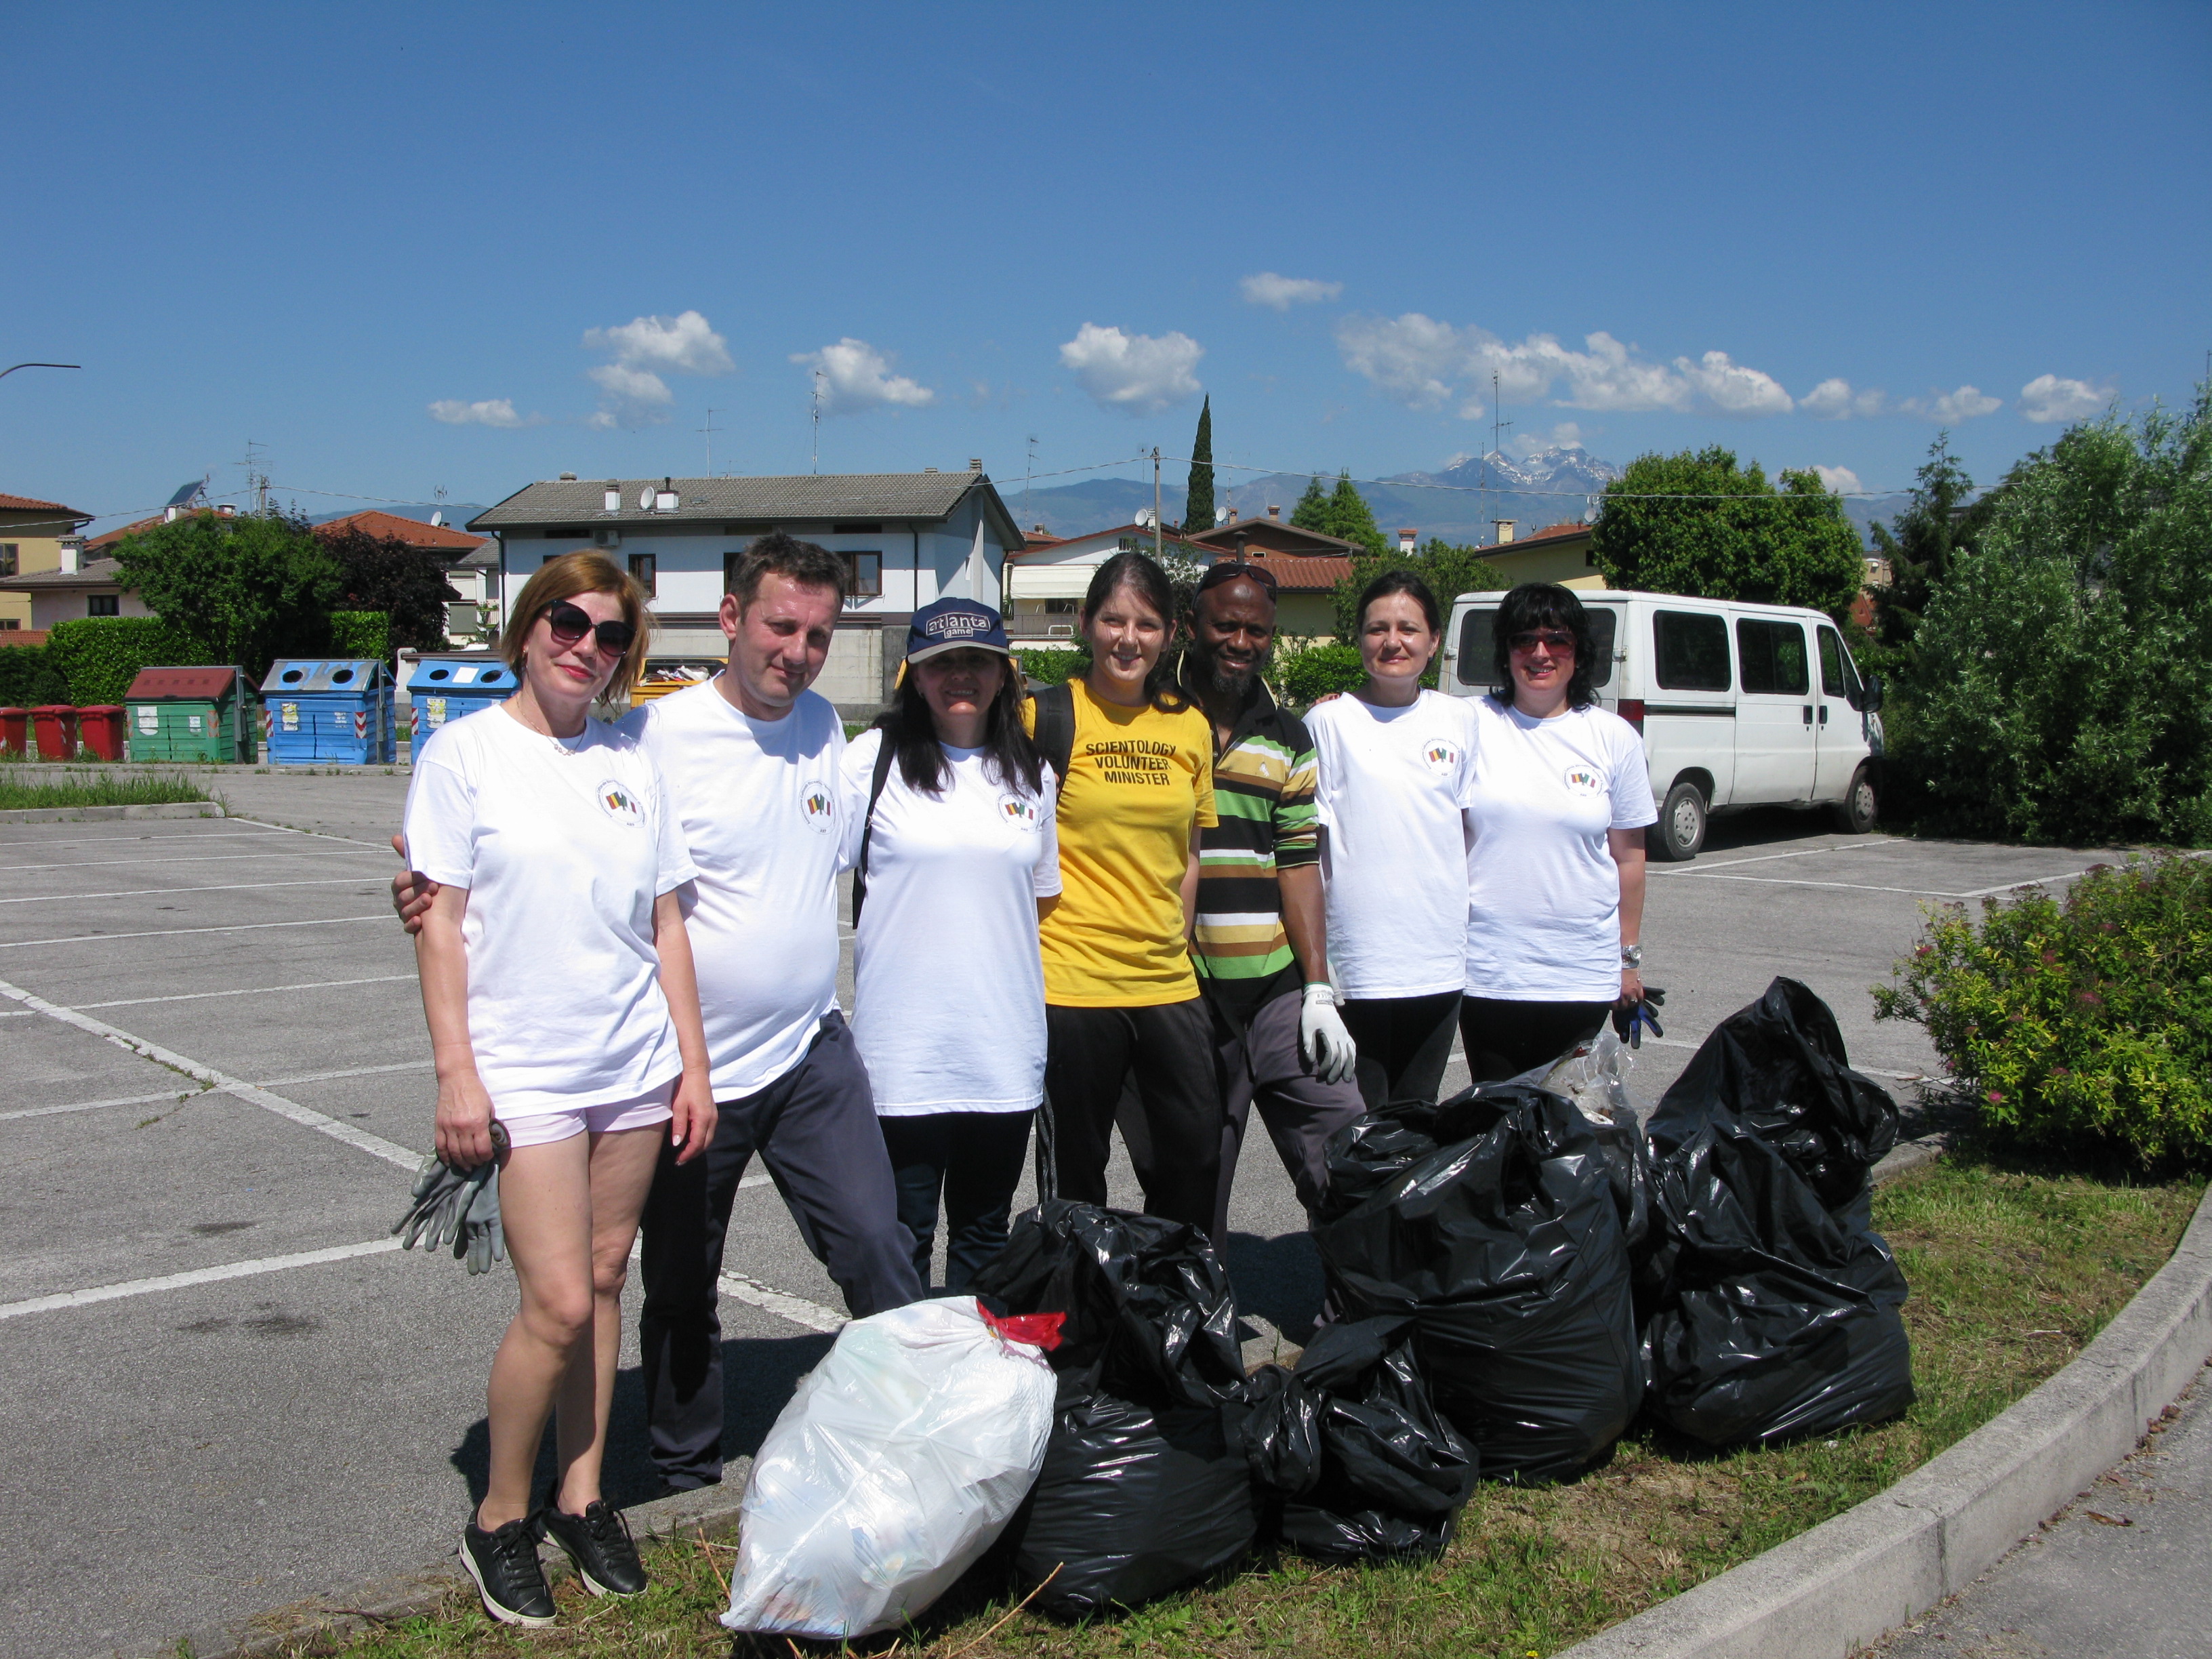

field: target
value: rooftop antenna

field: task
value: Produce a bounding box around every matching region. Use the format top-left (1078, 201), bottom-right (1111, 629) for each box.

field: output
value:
top-left (1023, 433), bottom-right (1039, 523)
top-left (811, 370), bottom-right (826, 474)
top-left (1487, 369), bottom-right (1513, 545)
top-left (240, 439), bottom-right (270, 514)
top-left (699, 406), bottom-right (722, 476)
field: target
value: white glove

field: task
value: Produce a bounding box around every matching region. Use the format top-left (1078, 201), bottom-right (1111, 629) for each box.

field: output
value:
top-left (1298, 982), bottom-right (1358, 1085)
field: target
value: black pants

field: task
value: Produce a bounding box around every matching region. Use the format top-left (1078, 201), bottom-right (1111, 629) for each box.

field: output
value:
top-left (1457, 995), bottom-right (1614, 1083)
top-left (1043, 999), bottom-right (1221, 1234)
top-left (879, 1110), bottom-right (1034, 1294)
top-left (637, 1011), bottom-right (922, 1489)
top-left (1340, 990), bottom-right (1463, 1111)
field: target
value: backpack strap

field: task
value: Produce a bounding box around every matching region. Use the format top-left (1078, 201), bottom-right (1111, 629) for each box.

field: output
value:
top-left (1030, 680), bottom-right (1076, 787)
top-left (848, 724), bottom-right (899, 926)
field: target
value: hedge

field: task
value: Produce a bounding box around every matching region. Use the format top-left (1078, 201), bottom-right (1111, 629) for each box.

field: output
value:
top-left (1013, 646), bottom-right (1088, 686)
top-left (45, 618), bottom-right (216, 705)
top-left (329, 611), bottom-right (392, 663)
top-left (0, 643), bottom-right (70, 707)
top-left (1275, 639), bottom-right (1366, 708)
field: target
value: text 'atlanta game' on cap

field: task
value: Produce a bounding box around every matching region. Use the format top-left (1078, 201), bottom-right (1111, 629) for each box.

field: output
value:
top-left (904, 598), bottom-right (1012, 665)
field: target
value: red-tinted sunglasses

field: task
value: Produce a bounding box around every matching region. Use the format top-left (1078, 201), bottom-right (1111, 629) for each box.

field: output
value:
top-left (542, 599), bottom-right (636, 655)
top-left (1508, 629), bottom-right (1576, 653)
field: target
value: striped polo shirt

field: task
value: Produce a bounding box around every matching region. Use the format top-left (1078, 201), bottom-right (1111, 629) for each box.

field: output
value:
top-left (1191, 679), bottom-right (1322, 1019)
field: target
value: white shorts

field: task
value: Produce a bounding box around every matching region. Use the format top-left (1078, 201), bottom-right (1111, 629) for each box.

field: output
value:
top-left (499, 1080), bottom-right (675, 1149)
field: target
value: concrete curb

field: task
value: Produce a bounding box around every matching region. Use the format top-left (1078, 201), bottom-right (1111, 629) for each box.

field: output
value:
top-left (0, 800), bottom-right (221, 824)
top-left (1557, 1179), bottom-right (2212, 1659)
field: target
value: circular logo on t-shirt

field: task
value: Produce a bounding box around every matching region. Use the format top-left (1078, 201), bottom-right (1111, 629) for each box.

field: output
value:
top-left (596, 779), bottom-right (644, 827)
top-left (997, 792), bottom-right (1042, 832)
top-left (798, 783), bottom-right (836, 832)
top-left (1561, 764), bottom-right (1607, 796)
top-left (1418, 736), bottom-right (1462, 777)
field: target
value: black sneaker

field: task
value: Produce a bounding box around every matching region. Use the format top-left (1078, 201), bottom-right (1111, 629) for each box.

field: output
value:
top-left (538, 1499), bottom-right (647, 1597)
top-left (459, 1515), bottom-right (556, 1626)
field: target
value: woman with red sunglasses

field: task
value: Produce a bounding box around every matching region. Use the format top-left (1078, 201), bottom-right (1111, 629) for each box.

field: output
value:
top-left (1460, 581), bottom-right (1657, 1080)
top-left (402, 552), bottom-right (716, 1626)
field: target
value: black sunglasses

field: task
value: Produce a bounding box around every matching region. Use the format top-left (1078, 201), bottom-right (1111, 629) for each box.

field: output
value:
top-left (542, 599), bottom-right (636, 655)
top-left (1198, 558), bottom-right (1278, 594)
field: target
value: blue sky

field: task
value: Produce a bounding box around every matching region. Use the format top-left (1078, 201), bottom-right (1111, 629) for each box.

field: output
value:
top-left (5, 0), bottom-right (2207, 533)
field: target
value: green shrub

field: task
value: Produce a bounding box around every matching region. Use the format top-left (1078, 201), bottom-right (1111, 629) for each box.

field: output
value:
top-left (45, 618), bottom-right (216, 705)
top-left (0, 644), bottom-right (69, 706)
top-left (1014, 646), bottom-right (1088, 686)
top-left (1872, 855), bottom-right (2212, 1162)
top-left (329, 611), bottom-right (392, 663)
top-left (1274, 638), bottom-right (1366, 708)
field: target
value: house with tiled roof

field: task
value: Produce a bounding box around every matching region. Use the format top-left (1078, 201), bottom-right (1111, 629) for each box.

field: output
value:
top-left (1004, 523), bottom-right (1350, 640)
top-left (1475, 520), bottom-right (1603, 590)
top-left (0, 493), bottom-right (96, 632)
top-left (1185, 504), bottom-right (1364, 560)
top-left (314, 510), bottom-right (496, 641)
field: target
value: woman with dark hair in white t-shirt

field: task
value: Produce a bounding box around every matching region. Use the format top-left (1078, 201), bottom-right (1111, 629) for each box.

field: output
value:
top-left (842, 598), bottom-right (1059, 1293)
top-left (403, 552), bottom-right (716, 1628)
top-left (1460, 581), bottom-right (1658, 1080)
top-left (1308, 570), bottom-right (1481, 1109)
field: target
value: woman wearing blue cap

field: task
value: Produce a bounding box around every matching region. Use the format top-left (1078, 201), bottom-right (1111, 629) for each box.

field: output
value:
top-left (840, 598), bottom-right (1060, 1292)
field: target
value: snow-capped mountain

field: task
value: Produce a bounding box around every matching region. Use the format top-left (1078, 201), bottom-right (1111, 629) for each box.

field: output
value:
top-left (1391, 446), bottom-right (1624, 494)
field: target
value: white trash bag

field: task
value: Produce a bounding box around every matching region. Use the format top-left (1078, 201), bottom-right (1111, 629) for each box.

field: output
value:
top-left (721, 1297), bottom-right (1061, 1640)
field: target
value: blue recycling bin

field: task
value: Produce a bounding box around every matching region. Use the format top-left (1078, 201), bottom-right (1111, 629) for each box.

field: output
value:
top-left (405, 657), bottom-right (518, 741)
top-left (260, 659), bottom-right (395, 764)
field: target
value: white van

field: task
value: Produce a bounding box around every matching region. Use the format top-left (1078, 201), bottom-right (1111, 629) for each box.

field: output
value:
top-left (1439, 590), bottom-right (1885, 861)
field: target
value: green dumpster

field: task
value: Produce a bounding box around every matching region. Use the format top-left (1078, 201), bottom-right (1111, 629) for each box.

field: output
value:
top-left (123, 666), bottom-right (256, 763)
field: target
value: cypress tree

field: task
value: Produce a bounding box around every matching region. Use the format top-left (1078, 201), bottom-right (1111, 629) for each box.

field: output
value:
top-left (1290, 475), bottom-right (1331, 530)
top-left (1183, 396), bottom-right (1215, 533)
top-left (1327, 470), bottom-right (1389, 555)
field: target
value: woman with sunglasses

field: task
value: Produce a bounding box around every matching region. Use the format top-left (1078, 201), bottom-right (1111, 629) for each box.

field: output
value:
top-left (403, 552), bottom-right (715, 1626)
top-left (841, 599), bottom-right (1059, 1293)
top-left (1025, 550), bottom-right (1222, 1232)
top-left (1307, 570), bottom-right (1481, 1109)
top-left (1460, 581), bottom-right (1656, 1080)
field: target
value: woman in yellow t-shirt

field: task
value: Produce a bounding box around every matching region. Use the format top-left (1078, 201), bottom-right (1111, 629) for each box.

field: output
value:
top-left (1027, 550), bottom-right (1222, 1231)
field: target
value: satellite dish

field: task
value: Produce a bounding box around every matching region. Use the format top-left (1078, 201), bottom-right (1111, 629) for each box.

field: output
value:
top-left (638, 485), bottom-right (655, 510)
top-left (1134, 508), bottom-right (1154, 529)
top-left (430, 511), bottom-right (444, 527)
top-left (1214, 504), bottom-right (1232, 525)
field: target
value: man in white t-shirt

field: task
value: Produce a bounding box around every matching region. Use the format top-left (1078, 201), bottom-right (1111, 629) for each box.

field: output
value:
top-left (395, 533), bottom-right (920, 1492)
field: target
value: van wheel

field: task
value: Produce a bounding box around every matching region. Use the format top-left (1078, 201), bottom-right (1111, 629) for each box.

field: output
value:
top-left (1832, 765), bottom-right (1879, 834)
top-left (1650, 780), bottom-right (1707, 862)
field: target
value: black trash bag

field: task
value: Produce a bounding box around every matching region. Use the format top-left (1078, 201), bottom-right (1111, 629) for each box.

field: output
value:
top-left (1591, 1105), bottom-right (1656, 1256)
top-left (1643, 1118), bottom-right (1914, 1448)
top-left (1647, 977), bottom-right (1900, 1211)
top-left (970, 1200), bottom-right (1246, 1409)
top-left (1242, 1316), bottom-right (1478, 1563)
top-left (1313, 1086), bottom-right (1641, 1485)
top-left (1010, 1388), bottom-right (1257, 1620)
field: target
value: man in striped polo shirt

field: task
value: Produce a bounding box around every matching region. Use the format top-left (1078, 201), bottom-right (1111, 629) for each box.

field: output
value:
top-left (1140, 560), bottom-right (1365, 1244)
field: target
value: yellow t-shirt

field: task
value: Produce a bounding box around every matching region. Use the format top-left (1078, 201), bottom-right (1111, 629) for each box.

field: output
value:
top-left (1027, 677), bottom-right (1217, 1006)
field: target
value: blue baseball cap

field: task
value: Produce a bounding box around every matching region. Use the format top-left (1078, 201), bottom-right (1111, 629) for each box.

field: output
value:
top-left (904, 597), bottom-right (1011, 665)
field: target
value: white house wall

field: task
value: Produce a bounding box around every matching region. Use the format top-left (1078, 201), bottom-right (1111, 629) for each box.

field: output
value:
top-left (29, 591), bottom-right (152, 628)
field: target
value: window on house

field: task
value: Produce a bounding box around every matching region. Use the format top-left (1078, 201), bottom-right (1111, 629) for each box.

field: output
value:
top-left (0, 618), bottom-right (20, 630)
top-left (628, 553), bottom-right (657, 596)
top-left (844, 552), bottom-right (882, 598)
top-left (88, 594), bottom-right (121, 617)
top-left (0, 544), bottom-right (16, 577)
top-left (832, 523), bottom-right (882, 535)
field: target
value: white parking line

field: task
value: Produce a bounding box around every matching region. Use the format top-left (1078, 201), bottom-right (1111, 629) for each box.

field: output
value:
top-left (0, 914), bottom-right (392, 949)
top-left (718, 1269), bottom-right (843, 1334)
top-left (0, 847), bottom-right (386, 872)
top-left (0, 1238), bottom-right (404, 1324)
top-left (225, 816), bottom-right (396, 851)
top-left (0, 876), bottom-right (396, 905)
top-left (0, 977), bottom-right (419, 1170)
top-left (260, 1061), bottom-right (431, 1086)
top-left (0, 1087), bottom-right (207, 1122)
top-left (1672, 872), bottom-right (1971, 898)
top-left (78, 975), bottom-right (417, 1012)
top-left (1653, 839), bottom-right (1900, 876)
top-left (0, 829), bottom-right (293, 848)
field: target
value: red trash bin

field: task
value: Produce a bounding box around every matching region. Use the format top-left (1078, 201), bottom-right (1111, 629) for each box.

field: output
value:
top-left (31, 705), bottom-right (79, 760)
top-left (0, 708), bottom-right (26, 759)
top-left (77, 705), bottom-right (125, 761)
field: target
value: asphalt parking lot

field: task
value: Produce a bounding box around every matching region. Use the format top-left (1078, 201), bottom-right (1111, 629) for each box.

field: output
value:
top-left (0, 771), bottom-right (2131, 1659)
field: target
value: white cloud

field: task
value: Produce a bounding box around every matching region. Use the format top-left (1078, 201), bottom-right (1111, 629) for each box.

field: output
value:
top-left (789, 337), bottom-right (935, 413)
top-left (580, 309), bottom-right (733, 427)
top-left (1507, 421), bottom-right (1586, 458)
top-left (2019, 373), bottom-right (2111, 424)
top-left (1332, 312), bottom-right (1465, 411)
top-left (1812, 464), bottom-right (1865, 495)
top-left (1059, 322), bottom-right (1204, 413)
top-left (428, 397), bottom-right (538, 428)
top-left (1673, 350), bottom-right (1794, 415)
top-left (1902, 384), bottom-right (2003, 423)
top-left (1240, 272), bottom-right (1344, 310)
top-left (1800, 377), bottom-right (1888, 419)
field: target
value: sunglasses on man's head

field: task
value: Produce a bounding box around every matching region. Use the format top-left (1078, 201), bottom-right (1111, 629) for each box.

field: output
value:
top-left (1508, 629), bottom-right (1576, 653)
top-left (542, 599), bottom-right (636, 654)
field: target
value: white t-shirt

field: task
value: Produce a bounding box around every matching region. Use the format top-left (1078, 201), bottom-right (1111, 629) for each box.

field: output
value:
top-left (1308, 689), bottom-right (1481, 1000)
top-left (1463, 697), bottom-right (1658, 1002)
top-left (839, 729), bottom-right (1061, 1115)
top-left (403, 705), bottom-right (697, 1116)
top-left (621, 680), bottom-right (846, 1099)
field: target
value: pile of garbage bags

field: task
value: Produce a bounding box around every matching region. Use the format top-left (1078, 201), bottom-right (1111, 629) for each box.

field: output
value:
top-left (722, 979), bottom-right (1916, 1634)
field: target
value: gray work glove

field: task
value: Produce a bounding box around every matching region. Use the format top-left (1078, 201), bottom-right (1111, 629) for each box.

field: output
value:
top-left (394, 1120), bottom-right (509, 1273)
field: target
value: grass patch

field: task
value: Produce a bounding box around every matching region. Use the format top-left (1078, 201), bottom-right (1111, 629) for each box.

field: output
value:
top-left (287, 1155), bottom-right (2203, 1659)
top-left (0, 768), bottom-right (209, 809)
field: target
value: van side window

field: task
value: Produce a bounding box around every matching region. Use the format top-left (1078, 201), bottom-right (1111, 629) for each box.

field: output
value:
top-left (1584, 608), bottom-right (1618, 689)
top-left (1738, 618), bottom-right (1810, 695)
top-left (1456, 609), bottom-right (1497, 689)
top-left (1654, 610), bottom-right (1731, 691)
top-left (1818, 628), bottom-right (1845, 698)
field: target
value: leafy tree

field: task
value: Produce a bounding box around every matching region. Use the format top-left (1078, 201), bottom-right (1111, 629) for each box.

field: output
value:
top-left (1589, 446), bottom-right (1865, 619)
top-left (109, 509), bottom-right (343, 682)
top-left (1289, 475), bottom-right (1330, 531)
top-left (1326, 471), bottom-right (1389, 556)
top-left (1330, 537), bottom-right (1508, 642)
top-left (1900, 386), bottom-right (2212, 845)
top-left (1870, 433), bottom-right (2001, 647)
top-left (316, 522), bottom-right (461, 655)
top-left (1182, 396), bottom-right (1215, 533)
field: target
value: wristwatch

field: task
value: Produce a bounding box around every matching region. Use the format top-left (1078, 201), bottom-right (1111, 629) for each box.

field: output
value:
top-left (1620, 945), bottom-right (1644, 968)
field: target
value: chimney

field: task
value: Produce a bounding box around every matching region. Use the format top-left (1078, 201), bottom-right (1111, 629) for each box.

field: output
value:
top-left (559, 472), bottom-right (579, 481)
top-left (603, 481), bottom-right (621, 513)
top-left (1267, 504), bottom-right (1281, 520)
top-left (968, 457), bottom-right (983, 472)
top-left (1397, 529), bottom-right (1417, 554)
top-left (59, 539), bottom-right (81, 573)
top-left (924, 466), bottom-right (939, 473)
top-left (1492, 519), bottom-right (1517, 545)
